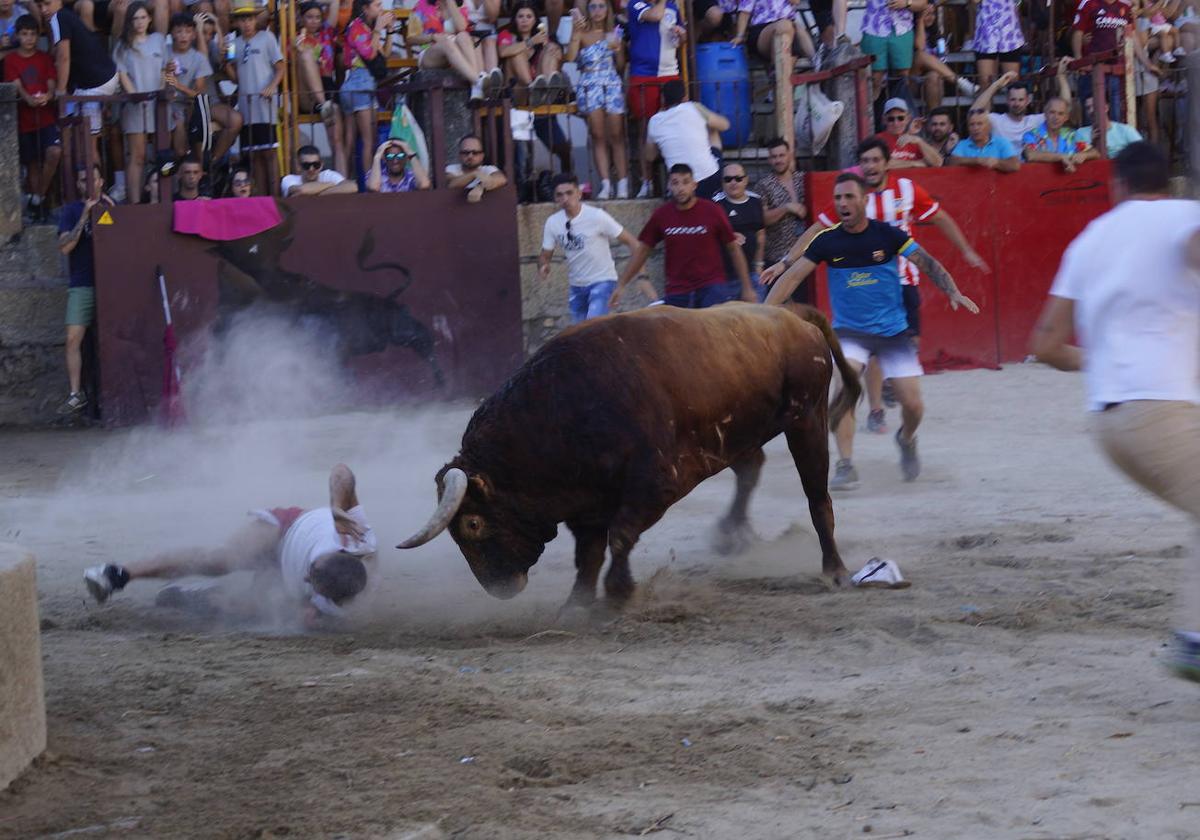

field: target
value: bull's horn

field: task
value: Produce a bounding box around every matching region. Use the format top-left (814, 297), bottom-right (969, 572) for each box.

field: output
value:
top-left (396, 468), bottom-right (468, 549)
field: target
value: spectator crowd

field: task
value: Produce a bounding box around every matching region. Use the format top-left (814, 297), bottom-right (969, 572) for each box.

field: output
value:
top-left (0, 0), bottom-right (1186, 219)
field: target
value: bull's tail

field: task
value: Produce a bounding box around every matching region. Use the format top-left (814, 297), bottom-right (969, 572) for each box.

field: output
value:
top-left (786, 303), bottom-right (862, 429)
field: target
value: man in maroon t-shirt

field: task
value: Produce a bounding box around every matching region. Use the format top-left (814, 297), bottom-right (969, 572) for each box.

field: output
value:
top-left (611, 163), bottom-right (756, 309)
top-left (1071, 0), bottom-right (1132, 121)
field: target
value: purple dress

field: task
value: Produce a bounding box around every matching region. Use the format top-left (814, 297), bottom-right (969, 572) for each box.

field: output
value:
top-left (973, 0), bottom-right (1025, 55)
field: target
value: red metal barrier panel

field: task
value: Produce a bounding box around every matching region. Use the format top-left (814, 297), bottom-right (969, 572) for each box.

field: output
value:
top-left (92, 188), bottom-right (524, 426)
top-left (990, 161), bottom-right (1112, 361)
top-left (804, 161), bottom-right (1111, 369)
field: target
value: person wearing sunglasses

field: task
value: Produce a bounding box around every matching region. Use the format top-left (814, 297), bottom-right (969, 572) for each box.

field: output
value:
top-left (280, 144), bottom-right (359, 197)
top-left (538, 172), bottom-right (641, 322)
top-left (368, 139), bottom-right (432, 192)
top-left (444, 133), bottom-right (508, 203)
top-left (229, 166), bottom-right (254, 197)
top-left (713, 162), bottom-right (766, 301)
top-left (876, 97), bottom-right (942, 168)
top-left (611, 163), bottom-right (756, 310)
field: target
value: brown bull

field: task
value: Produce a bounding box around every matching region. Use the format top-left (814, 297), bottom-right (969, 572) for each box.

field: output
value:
top-left (398, 303), bottom-right (861, 608)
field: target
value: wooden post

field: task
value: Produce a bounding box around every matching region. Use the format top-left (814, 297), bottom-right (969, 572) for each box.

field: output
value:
top-left (1092, 63), bottom-right (1108, 159)
top-left (280, 0), bottom-right (297, 168)
top-left (1123, 37), bottom-right (1136, 130)
top-left (774, 29), bottom-right (794, 152)
top-left (155, 96), bottom-right (172, 204)
top-left (1191, 50), bottom-right (1200, 198)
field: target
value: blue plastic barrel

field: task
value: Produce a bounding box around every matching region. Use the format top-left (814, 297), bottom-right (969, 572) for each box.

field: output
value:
top-left (695, 43), bottom-right (753, 148)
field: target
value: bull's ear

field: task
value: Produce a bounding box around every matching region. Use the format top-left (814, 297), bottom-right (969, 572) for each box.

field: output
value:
top-left (469, 474), bottom-right (492, 499)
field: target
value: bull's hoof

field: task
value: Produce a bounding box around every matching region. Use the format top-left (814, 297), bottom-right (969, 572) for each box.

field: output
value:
top-left (556, 603), bottom-right (596, 628)
top-left (712, 518), bottom-right (757, 556)
top-left (823, 565), bottom-right (852, 587)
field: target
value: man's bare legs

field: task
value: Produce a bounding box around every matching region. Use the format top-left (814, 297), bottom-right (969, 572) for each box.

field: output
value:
top-left (65, 324), bottom-right (86, 395)
top-left (84, 519), bottom-right (279, 604)
top-left (834, 358), bottom-right (865, 462)
top-left (889, 375), bottom-right (924, 442)
top-left (122, 520), bottom-right (279, 581)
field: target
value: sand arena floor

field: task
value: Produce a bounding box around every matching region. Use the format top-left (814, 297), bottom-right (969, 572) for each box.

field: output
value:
top-left (1, 365), bottom-right (1197, 839)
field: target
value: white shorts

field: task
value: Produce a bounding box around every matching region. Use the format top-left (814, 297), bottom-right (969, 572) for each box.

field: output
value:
top-left (839, 332), bottom-right (924, 380)
top-left (67, 74), bottom-right (121, 135)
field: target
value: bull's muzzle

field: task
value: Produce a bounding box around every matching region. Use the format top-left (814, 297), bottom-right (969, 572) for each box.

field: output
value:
top-left (483, 572), bottom-right (528, 600)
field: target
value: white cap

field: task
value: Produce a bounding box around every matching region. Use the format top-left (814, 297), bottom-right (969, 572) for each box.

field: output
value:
top-left (883, 97), bottom-right (909, 114)
top-left (851, 558), bottom-right (910, 589)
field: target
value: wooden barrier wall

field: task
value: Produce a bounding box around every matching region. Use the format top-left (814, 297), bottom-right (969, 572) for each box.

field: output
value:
top-left (92, 188), bottom-right (524, 426)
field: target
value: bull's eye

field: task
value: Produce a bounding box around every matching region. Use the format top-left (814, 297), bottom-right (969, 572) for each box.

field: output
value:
top-left (462, 515), bottom-right (486, 539)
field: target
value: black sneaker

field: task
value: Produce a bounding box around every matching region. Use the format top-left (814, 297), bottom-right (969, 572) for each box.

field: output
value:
top-left (881, 379), bottom-right (897, 408)
top-left (866, 409), bottom-right (888, 434)
top-left (56, 391), bottom-right (88, 416)
top-left (829, 458), bottom-right (859, 491)
top-left (896, 428), bottom-right (920, 482)
top-left (84, 564), bottom-right (130, 604)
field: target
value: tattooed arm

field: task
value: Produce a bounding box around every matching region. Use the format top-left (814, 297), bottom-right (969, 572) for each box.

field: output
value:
top-left (905, 247), bottom-right (981, 314)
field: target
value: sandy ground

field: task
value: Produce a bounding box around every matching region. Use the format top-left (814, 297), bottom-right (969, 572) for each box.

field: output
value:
top-left (1, 364), bottom-right (1198, 840)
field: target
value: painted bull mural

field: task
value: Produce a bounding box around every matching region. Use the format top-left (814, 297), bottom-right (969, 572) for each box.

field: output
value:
top-left (210, 205), bottom-right (444, 385)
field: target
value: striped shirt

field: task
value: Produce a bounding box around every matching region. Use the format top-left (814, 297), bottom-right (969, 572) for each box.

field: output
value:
top-left (816, 174), bottom-right (939, 286)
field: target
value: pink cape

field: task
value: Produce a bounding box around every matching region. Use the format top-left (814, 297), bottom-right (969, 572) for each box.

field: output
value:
top-left (172, 197), bottom-right (282, 241)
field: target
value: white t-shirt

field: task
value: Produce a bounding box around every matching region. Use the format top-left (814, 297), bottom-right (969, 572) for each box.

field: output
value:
top-left (647, 103), bottom-right (719, 182)
top-left (275, 506), bottom-right (378, 613)
top-left (281, 169), bottom-right (344, 196)
top-left (444, 163), bottom-right (500, 178)
top-left (1049, 199), bottom-right (1200, 411)
top-left (542, 204), bottom-right (624, 287)
top-left (989, 112), bottom-right (1044, 147)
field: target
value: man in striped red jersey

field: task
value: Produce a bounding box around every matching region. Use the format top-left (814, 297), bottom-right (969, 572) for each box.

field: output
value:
top-left (761, 136), bottom-right (988, 434)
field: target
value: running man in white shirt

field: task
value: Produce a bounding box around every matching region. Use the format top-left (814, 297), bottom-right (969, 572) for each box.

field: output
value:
top-left (538, 172), bottom-right (642, 322)
top-left (83, 464), bottom-right (377, 627)
top-left (1031, 141), bottom-right (1200, 683)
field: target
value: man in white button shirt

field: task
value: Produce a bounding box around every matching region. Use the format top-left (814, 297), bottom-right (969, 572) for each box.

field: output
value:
top-left (1032, 142), bottom-right (1200, 683)
top-left (538, 173), bottom-right (642, 322)
top-left (84, 464), bottom-right (377, 628)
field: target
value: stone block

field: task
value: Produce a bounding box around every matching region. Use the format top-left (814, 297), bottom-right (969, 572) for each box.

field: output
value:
top-left (0, 227), bottom-right (64, 290)
top-left (0, 545), bottom-right (46, 790)
top-left (0, 84), bottom-right (22, 242)
top-left (0, 288), bottom-right (67, 346)
top-left (407, 71), bottom-right (475, 174)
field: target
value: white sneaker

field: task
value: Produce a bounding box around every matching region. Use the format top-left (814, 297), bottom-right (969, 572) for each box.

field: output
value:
top-left (955, 76), bottom-right (979, 95)
top-left (469, 73), bottom-right (485, 102)
top-left (635, 182), bottom-right (651, 199)
top-left (615, 178), bottom-right (629, 199)
top-left (597, 179), bottom-right (612, 200)
top-left (1159, 51), bottom-right (1177, 64)
top-left (108, 184), bottom-right (127, 204)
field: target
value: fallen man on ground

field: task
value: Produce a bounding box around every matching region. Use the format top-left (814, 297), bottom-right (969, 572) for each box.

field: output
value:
top-left (83, 464), bottom-right (377, 627)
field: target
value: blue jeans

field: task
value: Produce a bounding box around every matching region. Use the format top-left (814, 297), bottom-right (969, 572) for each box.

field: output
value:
top-left (569, 280), bottom-right (617, 323)
top-left (730, 273), bottom-right (765, 302)
top-left (663, 282), bottom-right (739, 309)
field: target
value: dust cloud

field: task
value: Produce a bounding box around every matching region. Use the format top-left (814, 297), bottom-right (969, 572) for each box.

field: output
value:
top-left (25, 312), bottom-right (560, 633)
